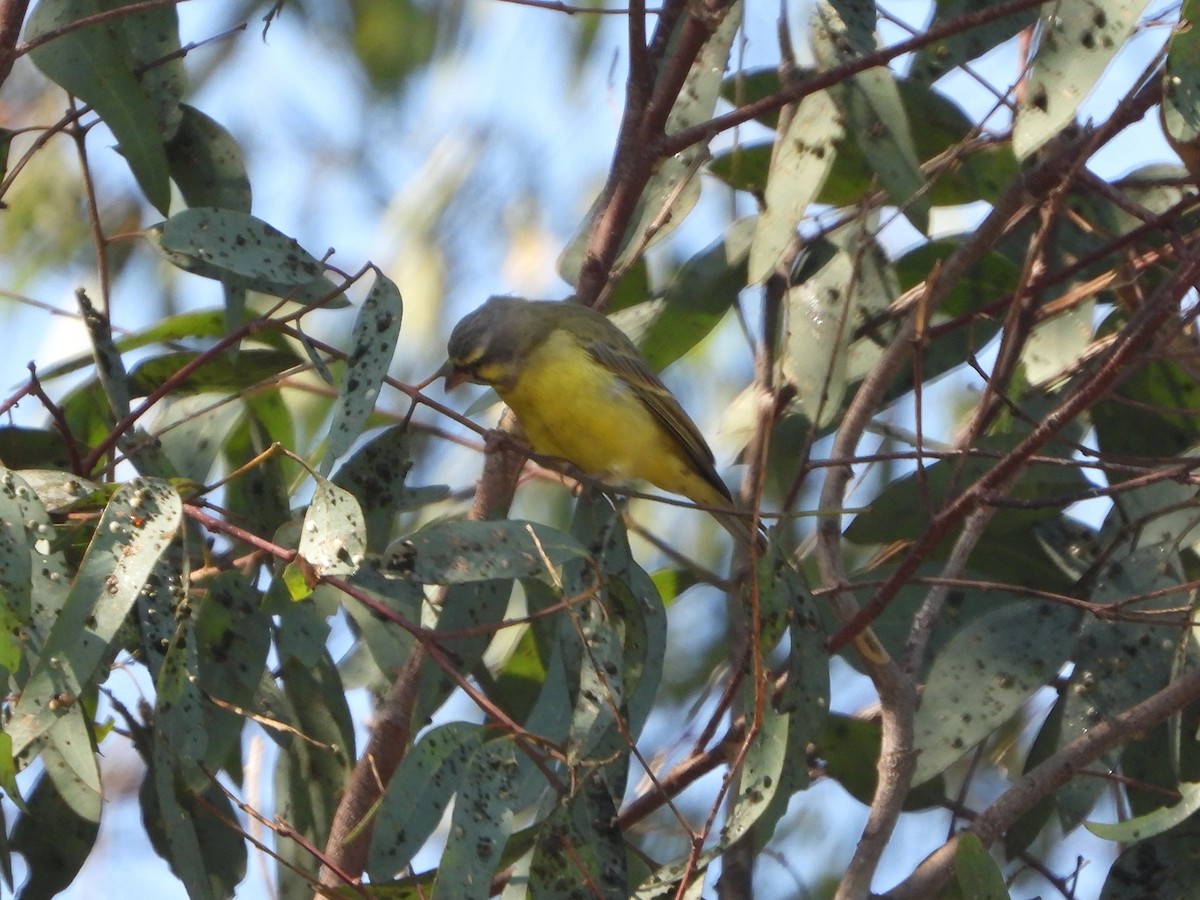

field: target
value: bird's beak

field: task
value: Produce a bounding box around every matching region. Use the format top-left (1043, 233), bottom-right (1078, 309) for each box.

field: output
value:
top-left (439, 360), bottom-right (469, 390)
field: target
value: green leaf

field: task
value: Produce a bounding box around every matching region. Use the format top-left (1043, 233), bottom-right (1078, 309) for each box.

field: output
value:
top-left (954, 832), bottom-right (1011, 900)
top-left (1055, 545), bottom-right (1183, 829)
top-left (638, 217), bottom-right (754, 371)
top-left (37, 308), bottom-right (290, 382)
top-left (7, 478), bottom-right (182, 759)
top-left (299, 474), bottom-right (367, 576)
top-left (273, 651), bottom-right (355, 889)
top-left (0, 427), bottom-right (75, 471)
top-left (166, 105), bottom-right (252, 212)
top-left (9, 730), bottom-right (101, 899)
top-left (431, 737), bottom-right (537, 900)
top-left (338, 566), bottom-right (423, 681)
top-left (748, 88), bottom-right (842, 283)
top-left (388, 520), bottom-right (591, 585)
top-left (1093, 357), bottom-right (1200, 459)
top-left (145, 207), bottom-right (347, 307)
top-left (152, 393), bottom-right (245, 483)
top-left (1014, 0), bottom-right (1152, 159)
top-left (913, 600), bottom-right (1079, 784)
top-left (721, 706), bottom-right (790, 846)
top-left (192, 572), bottom-right (270, 768)
top-left (324, 270), bottom-right (403, 472)
top-left (414, 578), bottom-right (513, 722)
top-left (368, 722), bottom-right (485, 879)
top-left (117, 0), bottom-right (185, 137)
top-left (334, 424), bottom-right (432, 553)
top-left (142, 734), bottom-right (219, 900)
top-left (529, 774), bottom-right (627, 899)
top-left (25, 0), bottom-right (174, 213)
top-left (1088, 782), bottom-right (1200, 842)
top-left (712, 89), bottom-right (1018, 210)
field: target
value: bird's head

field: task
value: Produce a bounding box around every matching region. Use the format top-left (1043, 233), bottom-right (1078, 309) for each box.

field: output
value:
top-left (443, 295), bottom-right (541, 392)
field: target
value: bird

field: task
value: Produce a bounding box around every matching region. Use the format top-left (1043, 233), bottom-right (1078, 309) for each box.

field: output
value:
top-left (442, 295), bottom-right (761, 548)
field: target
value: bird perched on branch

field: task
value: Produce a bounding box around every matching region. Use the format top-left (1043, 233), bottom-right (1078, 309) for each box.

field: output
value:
top-left (442, 295), bottom-right (761, 547)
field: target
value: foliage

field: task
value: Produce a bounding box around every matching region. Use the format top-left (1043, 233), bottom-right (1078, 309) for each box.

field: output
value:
top-left (1, 1), bottom-right (1200, 899)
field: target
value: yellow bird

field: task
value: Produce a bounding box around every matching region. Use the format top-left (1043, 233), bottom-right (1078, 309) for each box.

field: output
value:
top-left (443, 295), bottom-right (759, 546)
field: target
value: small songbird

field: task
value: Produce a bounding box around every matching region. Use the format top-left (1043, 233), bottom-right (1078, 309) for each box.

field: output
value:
top-left (443, 295), bottom-right (759, 546)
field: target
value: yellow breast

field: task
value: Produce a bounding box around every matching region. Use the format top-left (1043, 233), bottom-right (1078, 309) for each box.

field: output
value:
top-left (497, 329), bottom-right (729, 509)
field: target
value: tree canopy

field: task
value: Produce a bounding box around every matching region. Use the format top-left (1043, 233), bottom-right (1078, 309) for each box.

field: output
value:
top-left (2, 1), bottom-right (1200, 898)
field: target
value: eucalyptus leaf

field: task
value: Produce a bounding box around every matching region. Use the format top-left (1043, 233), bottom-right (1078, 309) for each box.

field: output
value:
top-left (913, 600), bottom-right (1079, 785)
top-left (7, 478), bottom-right (182, 759)
top-left (387, 519), bottom-right (591, 585)
top-left (324, 270), bottom-right (403, 472)
top-left (146, 208), bottom-right (347, 307)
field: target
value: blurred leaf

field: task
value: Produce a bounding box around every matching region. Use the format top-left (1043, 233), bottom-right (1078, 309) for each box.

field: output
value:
top-left (166, 105), bottom-right (252, 212)
top-left (323, 270), bottom-right (403, 472)
top-left (1014, 0), bottom-right (1152, 160)
top-left (38, 308), bottom-right (293, 382)
top-left (603, 257), bottom-right (652, 313)
top-left (127, 348), bottom-right (302, 396)
top-left (25, 0), bottom-right (174, 213)
top-left (349, 0), bottom-right (438, 89)
top-left (817, 713), bottom-right (945, 810)
top-left (912, 600), bottom-right (1079, 784)
top-left (1100, 814), bottom-right (1200, 899)
top-left (0, 427), bottom-right (74, 471)
top-left (1093, 357), bottom-right (1200, 459)
top-left (1004, 691), bottom-right (1063, 859)
top-left (1163, 3), bottom-right (1200, 182)
top-left (954, 833), bottom-right (1011, 900)
top-left (639, 216), bottom-right (754, 371)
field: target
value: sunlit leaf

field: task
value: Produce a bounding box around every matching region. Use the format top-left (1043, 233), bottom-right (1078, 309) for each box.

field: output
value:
top-left (298, 474), bottom-right (367, 576)
top-left (1014, 0), bottom-right (1152, 159)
